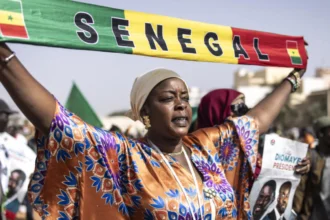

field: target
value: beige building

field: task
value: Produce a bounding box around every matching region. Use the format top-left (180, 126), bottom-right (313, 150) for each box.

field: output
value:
top-left (234, 67), bottom-right (292, 88)
top-left (234, 67), bottom-right (330, 107)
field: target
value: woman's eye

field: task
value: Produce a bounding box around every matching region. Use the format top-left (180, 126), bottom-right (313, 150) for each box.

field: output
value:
top-left (160, 97), bottom-right (173, 102)
top-left (182, 97), bottom-right (190, 102)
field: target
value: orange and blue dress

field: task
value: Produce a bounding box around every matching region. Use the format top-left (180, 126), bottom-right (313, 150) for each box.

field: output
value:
top-left (28, 102), bottom-right (259, 219)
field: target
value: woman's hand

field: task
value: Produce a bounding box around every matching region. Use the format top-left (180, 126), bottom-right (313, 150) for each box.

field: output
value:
top-left (294, 41), bottom-right (308, 78)
top-left (294, 157), bottom-right (310, 175)
top-left (294, 68), bottom-right (306, 78)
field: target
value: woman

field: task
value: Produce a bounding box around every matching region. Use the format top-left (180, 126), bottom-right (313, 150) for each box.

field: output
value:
top-left (197, 89), bottom-right (246, 129)
top-left (0, 42), bottom-right (307, 219)
top-left (197, 89), bottom-right (310, 182)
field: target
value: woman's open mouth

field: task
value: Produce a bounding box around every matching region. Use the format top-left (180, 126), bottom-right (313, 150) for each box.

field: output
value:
top-left (172, 117), bottom-right (189, 127)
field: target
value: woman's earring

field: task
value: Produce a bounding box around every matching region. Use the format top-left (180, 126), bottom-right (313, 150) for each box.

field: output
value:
top-left (143, 116), bottom-right (151, 129)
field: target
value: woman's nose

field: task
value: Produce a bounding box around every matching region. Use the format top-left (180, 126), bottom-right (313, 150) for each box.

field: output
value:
top-left (174, 98), bottom-right (187, 110)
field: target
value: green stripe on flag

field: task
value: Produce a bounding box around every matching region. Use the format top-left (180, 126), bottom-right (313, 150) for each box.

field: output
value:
top-left (1, 0), bottom-right (21, 13)
top-left (291, 56), bottom-right (302, 65)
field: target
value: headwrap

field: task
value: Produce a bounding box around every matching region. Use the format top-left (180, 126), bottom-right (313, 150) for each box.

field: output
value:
top-left (128, 68), bottom-right (188, 122)
top-left (197, 89), bottom-right (242, 129)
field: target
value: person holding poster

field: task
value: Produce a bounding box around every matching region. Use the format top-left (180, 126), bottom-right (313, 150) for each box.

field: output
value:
top-left (0, 37), bottom-right (308, 220)
top-left (0, 100), bottom-right (36, 220)
top-left (293, 116), bottom-right (330, 219)
top-left (196, 89), bottom-right (310, 179)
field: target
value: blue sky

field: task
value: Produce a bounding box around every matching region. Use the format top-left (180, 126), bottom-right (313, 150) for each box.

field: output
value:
top-left (1, 0), bottom-right (329, 115)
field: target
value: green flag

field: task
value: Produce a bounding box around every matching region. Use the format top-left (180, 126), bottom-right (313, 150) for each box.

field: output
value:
top-left (65, 82), bottom-right (103, 128)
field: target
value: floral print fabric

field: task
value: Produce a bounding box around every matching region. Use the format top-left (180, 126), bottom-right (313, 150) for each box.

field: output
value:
top-left (28, 102), bottom-right (259, 219)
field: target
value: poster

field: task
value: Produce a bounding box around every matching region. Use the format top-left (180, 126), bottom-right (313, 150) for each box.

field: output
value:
top-left (0, 132), bottom-right (36, 206)
top-left (250, 134), bottom-right (308, 220)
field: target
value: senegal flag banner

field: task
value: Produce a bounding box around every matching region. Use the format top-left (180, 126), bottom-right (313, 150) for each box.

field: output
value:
top-left (0, 0), bottom-right (308, 68)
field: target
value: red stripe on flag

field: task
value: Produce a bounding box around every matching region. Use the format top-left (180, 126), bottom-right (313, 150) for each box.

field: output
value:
top-left (0, 23), bottom-right (28, 39)
top-left (231, 28), bottom-right (307, 68)
top-left (286, 41), bottom-right (298, 49)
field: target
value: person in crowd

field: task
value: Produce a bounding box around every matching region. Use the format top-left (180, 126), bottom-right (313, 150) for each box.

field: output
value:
top-left (4, 169), bottom-right (26, 220)
top-left (265, 181), bottom-right (292, 220)
top-left (196, 89), bottom-right (310, 180)
top-left (6, 125), bottom-right (28, 144)
top-left (299, 127), bottom-right (316, 149)
top-left (197, 89), bottom-right (267, 180)
top-left (293, 116), bottom-right (330, 220)
top-left (196, 88), bottom-right (310, 219)
top-left (0, 99), bottom-right (16, 135)
top-left (253, 180), bottom-right (277, 220)
top-left (0, 41), bottom-right (308, 219)
top-left (197, 89), bottom-right (246, 129)
top-left (0, 99), bottom-right (17, 219)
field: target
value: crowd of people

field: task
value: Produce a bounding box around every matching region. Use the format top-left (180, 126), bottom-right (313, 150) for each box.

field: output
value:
top-left (0, 38), bottom-right (328, 220)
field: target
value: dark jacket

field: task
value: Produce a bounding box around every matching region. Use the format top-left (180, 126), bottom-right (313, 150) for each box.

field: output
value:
top-left (292, 149), bottom-right (326, 220)
top-left (262, 209), bottom-right (286, 220)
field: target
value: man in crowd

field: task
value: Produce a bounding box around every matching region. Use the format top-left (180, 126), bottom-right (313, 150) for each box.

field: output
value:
top-left (293, 116), bottom-right (330, 219)
top-left (309, 116), bottom-right (330, 219)
top-left (253, 180), bottom-right (277, 220)
top-left (266, 181), bottom-right (292, 220)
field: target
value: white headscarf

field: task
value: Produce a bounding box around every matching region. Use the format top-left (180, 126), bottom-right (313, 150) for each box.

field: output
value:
top-left (127, 68), bottom-right (188, 122)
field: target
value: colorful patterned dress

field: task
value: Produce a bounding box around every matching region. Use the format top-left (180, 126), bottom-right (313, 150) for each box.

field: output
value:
top-left (28, 102), bottom-right (259, 219)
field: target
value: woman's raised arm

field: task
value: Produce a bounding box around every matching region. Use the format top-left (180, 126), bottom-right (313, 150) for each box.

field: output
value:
top-left (0, 43), bottom-right (55, 134)
top-left (247, 68), bottom-right (305, 134)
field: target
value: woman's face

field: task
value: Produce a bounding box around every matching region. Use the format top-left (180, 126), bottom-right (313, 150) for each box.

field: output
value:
top-left (143, 78), bottom-right (192, 139)
top-left (230, 94), bottom-right (245, 117)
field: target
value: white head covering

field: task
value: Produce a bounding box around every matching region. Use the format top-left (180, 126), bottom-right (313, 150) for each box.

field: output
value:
top-left (128, 68), bottom-right (188, 122)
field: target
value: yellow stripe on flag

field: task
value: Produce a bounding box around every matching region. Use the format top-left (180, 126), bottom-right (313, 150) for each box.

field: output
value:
top-left (0, 10), bottom-right (25, 26)
top-left (287, 48), bottom-right (300, 57)
top-left (124, 10), bottom-right (237, 64)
